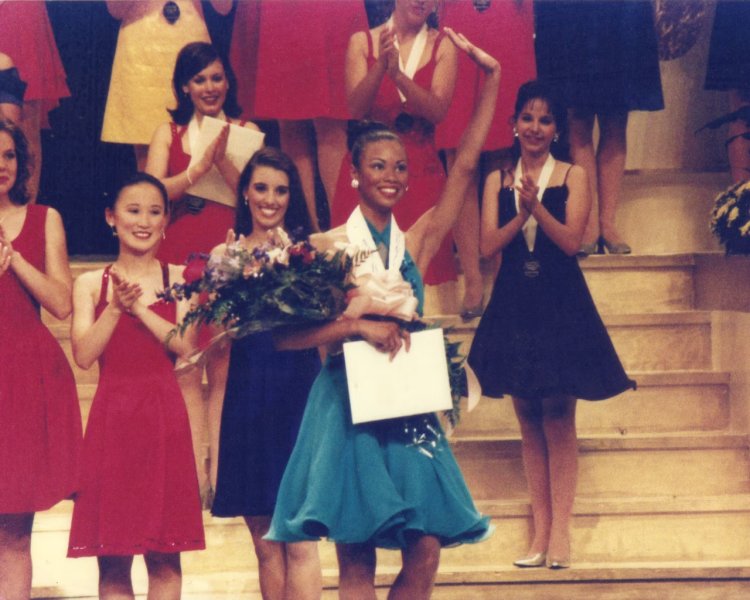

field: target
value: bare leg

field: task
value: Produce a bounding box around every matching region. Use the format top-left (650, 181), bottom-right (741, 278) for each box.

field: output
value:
top-left (285, 541), bottom-right (322, 600)
top-left (541, 395), bottom-right (578, 563)
top-left (596, 111), bottom-right (629, 247)
top-left (726, 89), bottom-right (750, 183)
top-left (445, 149), bottom-right (483, 315)
top-left (336, 542), bottom-right (377, 600)
top-left (176, 367), bottom-right (209, 500)
top-left (279, 119), bottom-right (320, 232)
top-left (98, 555), bottom-right (135, 600)
top-left (246, 516), bottom-right (287, 600)
top-left (388, 535), bottom-right (440, 600)
top-left (0, 513), bottom-right (34, 600)
top-left (144, 552), bottom-right (181, 600)
top-left (21, 100), bottom-right (42, 203)
top-left (205, 346), bottom-right (230, 492)
top-left (313, 117), bottom-right (348, 226)
top-left (134, 144), bottom-right (149, 172)
top-left (512, 398), bottom-right (552, 556)
top-left (568, 111), bottom-right (598, 247)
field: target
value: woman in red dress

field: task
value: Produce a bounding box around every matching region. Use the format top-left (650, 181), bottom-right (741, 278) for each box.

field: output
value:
top-left (0, 119), bottom-right (81, 599)
top-left (231, 0), bottom-right (367, 231)
top-left (67, 173), bottom-right (204, 597)
top-left (330, 0), bottom-right (458, 290)
top-left (146, 41), bottom-right (260, 501)
top-left (438, 0), bottom-right (537, 318)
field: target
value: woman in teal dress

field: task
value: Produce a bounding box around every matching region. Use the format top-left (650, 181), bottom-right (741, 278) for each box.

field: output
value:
top-left (266, 30), bottom-right (500, 600)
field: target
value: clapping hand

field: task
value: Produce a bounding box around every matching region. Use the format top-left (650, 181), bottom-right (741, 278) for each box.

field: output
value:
top-left (109, 267), bottom-right (143, 314)
top-left (378, 26), bottom-right (400, 79)
top-left (516, 173), bottom-right (540, 216)
top-left (192, 123), bottom-right (231, 180)
top-left (444, 27), bottom-right (500, 75)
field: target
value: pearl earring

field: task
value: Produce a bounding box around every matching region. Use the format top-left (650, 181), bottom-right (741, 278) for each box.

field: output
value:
top-left (351, 179), bottom-right (359, 189)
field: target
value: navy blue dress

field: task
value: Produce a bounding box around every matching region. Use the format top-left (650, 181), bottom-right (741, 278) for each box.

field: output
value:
top-left (212, 332), bottom-right (321, 517)
top-left (468, 178), bottom-right (636, 401)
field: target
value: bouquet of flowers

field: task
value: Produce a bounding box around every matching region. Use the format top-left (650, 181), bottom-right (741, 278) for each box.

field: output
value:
top-left (710, 180), bottom-right (750, 255)
top-left (161, 228), bottom-right (472, 427)
top-left (160, 228), bottom-right (354, 339)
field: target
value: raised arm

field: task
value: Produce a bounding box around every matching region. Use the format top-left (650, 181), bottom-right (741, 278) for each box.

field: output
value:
top-left (2, 208), bottom-right (73, 319)
top-left (408, 30), bottom-right (500, 271)
top-left (390, 33), bottom-right (457, 124)
top-left (519, 164), bottom-right (591, 256)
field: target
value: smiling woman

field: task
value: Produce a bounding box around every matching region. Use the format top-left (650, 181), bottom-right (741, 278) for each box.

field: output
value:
top-left (67, 173), bottom-right (204, 597)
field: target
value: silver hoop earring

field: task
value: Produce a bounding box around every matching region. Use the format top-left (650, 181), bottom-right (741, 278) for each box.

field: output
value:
top-left (351, 179), bottom-right (360, 189)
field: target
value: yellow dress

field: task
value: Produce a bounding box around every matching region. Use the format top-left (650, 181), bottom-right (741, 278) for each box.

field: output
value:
top-left (101, 0), bottom-right (209, 145)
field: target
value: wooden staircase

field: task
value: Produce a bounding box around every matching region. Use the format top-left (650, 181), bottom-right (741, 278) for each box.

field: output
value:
top-left (32, 249), bottom-right (750, 598)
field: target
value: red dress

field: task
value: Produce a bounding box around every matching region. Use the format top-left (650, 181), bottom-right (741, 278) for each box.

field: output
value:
top-left (68, 265), bottom-right (204, 557)
top-left (235, 0), bottom-right (366, 120)
top-left (0, 205), bottom-right (81, 513)
top-left (0, 1), bottom-right (70, 124)
top-left (330, 31), bottom-right (456, 285)
top-left (436, 0), bottom-right (536, 150)
top-left (156, 122), bottom-right (236, 265)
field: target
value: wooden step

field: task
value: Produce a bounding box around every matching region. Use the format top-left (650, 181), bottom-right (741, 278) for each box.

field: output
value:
top-left (31, 495), bottom-right (750, 598)
top-left (457, 370), bottom-right (731, 436)
top-left (452, 432), bottom-right (750, 500)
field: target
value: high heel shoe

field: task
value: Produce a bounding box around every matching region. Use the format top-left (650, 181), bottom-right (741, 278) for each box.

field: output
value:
top-left (577, 240), bottom-right (599, 257)
top-left (598, 236), bottom-right (631, 255)
top-left (513, 552), bottom-right (547, 568)
top-left (546, 556), bottom-right (571, 569)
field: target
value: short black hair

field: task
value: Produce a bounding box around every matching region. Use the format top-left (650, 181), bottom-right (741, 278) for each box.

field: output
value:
top-left (109, 172), bottom-right (169, 212)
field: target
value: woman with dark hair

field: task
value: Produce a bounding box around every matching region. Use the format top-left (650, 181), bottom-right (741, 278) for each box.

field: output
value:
top-left (0, 119), bottom-right (81, 600)
top-left (266, 31), bottom-right (499, 600)
top-left (209, 147), bottom-right (322, 600)
top-left (468, 80), bottom-right (635, 570)
top-left (67, 172), bottom-right (204, 598)
top-left (146, 41), bottom-right (261, 501)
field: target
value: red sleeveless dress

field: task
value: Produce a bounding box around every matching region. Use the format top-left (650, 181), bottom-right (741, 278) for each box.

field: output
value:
top-left (156, 122), bottom-right (237, 265)
top-left (330, 31), bottom-right (455, 285)
top-left (0, 205), bottom-right (81, 513)
top-left (68, 265), bottom-right (204, 557)
top-left (436, 0), bottom-right (537, 150)
top-left (239, 0), bottom-right (367, 120)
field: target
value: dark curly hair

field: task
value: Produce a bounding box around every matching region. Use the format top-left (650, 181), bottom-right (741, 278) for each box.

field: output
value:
top-left (235, 147), bottom-right (312, 237)
top-left (0, 119), bottom-right (33, 205)
top-left (168, 42), bottom-right (242, 125)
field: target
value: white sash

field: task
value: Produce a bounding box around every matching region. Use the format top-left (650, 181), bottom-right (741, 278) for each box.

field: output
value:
top-left (386, 17), bottom-right (429, 103)
top-left (346, 206), bottom-right (405, 277)
top-left (514, 154), bottom-right (555, 252)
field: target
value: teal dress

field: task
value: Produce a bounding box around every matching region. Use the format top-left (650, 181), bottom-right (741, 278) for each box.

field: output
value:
top-left (267, 224), bottom-right (490, 549)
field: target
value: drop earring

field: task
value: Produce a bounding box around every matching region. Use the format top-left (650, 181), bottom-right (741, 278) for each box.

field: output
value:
top-left (110, 225), bottom-right (117, 238)
top-left (553, 133), bottom-right (560, 143)
top-left (162, 230), bottom-right (166, 240)
top-left (513, 128), bottom-right (519, 138)
top-left (351, 178), bottom-right (360, 189)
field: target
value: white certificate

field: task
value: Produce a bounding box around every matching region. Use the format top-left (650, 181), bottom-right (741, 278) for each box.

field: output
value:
top-left (344, 328), bottom-right (453, 424)
top-left (187, 116), bottom-right (265, 207)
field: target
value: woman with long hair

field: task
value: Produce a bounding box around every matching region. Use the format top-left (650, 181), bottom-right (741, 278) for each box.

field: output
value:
top-left (468, 80), bottom-right (636, 569)
top-left (0, 119), bottom-right (81, 600)
top-left (210, 147), bottom-right (322, 600)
